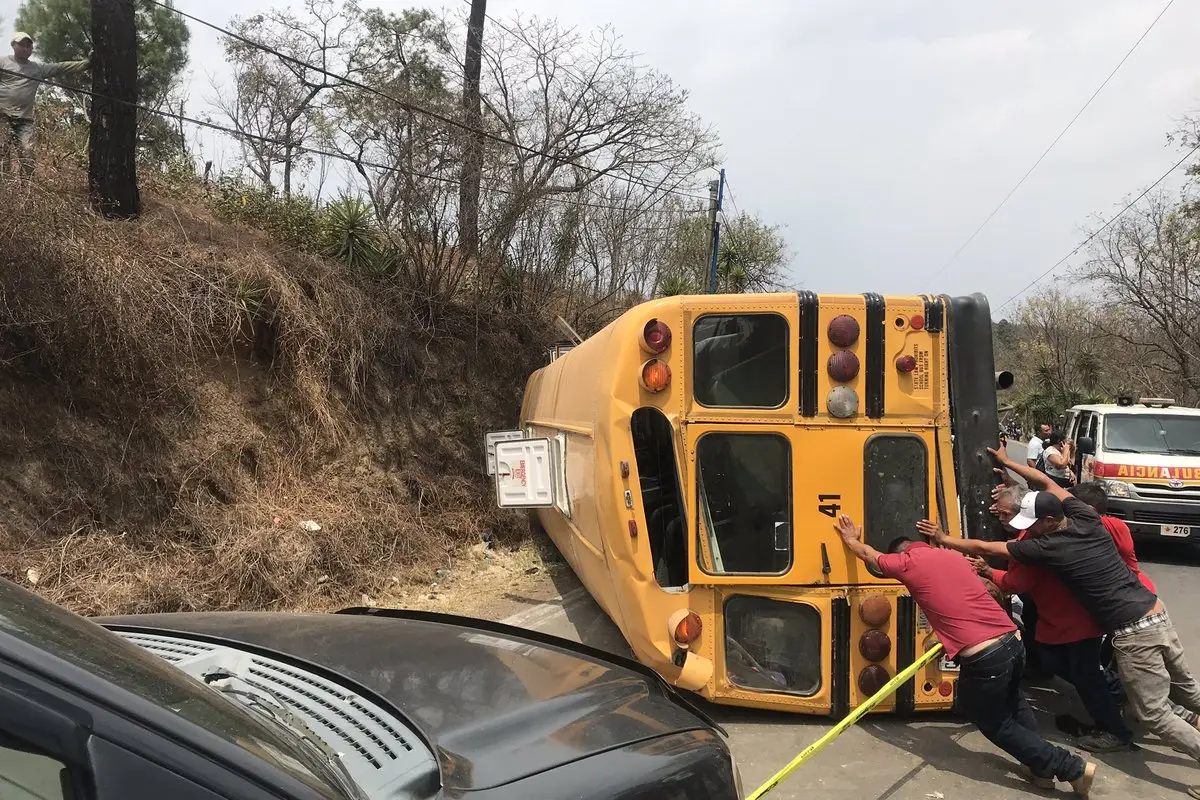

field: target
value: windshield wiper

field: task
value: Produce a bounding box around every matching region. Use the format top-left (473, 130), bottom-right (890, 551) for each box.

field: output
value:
top-left (1100, 447), bottom-right (1162, 454)
top-left (1169, 448), bottom-right (1200, 456)
top-left (203, 670), bottom-right (366, 800)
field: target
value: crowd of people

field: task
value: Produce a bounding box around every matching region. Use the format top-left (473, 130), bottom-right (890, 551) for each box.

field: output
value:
top-left (835, 437), bottom-right (1200, 798)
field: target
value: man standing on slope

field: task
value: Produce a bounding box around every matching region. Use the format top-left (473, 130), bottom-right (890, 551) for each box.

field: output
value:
top-left (834, 514), bottom-right (1095, 795)
top-left (927, 444), bottom-right (1200, 799)
top-left (0, 32), bottom-right (90, 176)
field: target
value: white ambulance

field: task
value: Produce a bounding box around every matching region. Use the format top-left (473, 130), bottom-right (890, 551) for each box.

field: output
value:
top-left (1064, 398), bottom-right (1200, 542)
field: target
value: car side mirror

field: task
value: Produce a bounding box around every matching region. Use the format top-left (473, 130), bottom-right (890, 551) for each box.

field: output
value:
top-left (1077, 436), bottom-right (1095, 455)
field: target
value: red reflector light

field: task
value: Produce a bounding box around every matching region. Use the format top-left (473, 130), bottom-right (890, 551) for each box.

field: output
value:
top-left (672, 611), bottom-right (703, 646)
top-left (828, 350), bottom-right (860, 382)
top-left (858, 664), bottom-right (890, 696)
top-left (859, 629), bottom-right (892, 662)
top-left (896, 355), bottom-right (917, 373)
top-left (619, 461), bottom-right (630, 479)
top-left (828, 315), bottom-right (860, 347)
top-left (627, 519), bottom-right (638, 537)
top-left (859, 595), bottom-right (891, 626)
top-left (640, 359), bottom-right (671, 392)
top-left (938, 681), bottom-right (953, 697)
top-left (642, 319), bottom-right (672, 354)
top-left (910, 315), bottom-right (925, 331)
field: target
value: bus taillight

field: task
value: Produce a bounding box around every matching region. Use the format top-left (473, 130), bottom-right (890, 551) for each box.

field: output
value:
top-left (859, 596), bottom-right (891, 626)
top-left (640, 359), bottom-right (671, 392)
top-left (895, 355), bottom-right (917, 373)
top-left (828, 350), bottom-right (860, 382)
top-left (910, 314), bottom-right (925, 330)
top-left (669, 610), bottom-right (703, 646)
top-left (828, 314), bottom-right (860, 347)
top-left (641, 319), bottom-right (672, 354)
top-left (858, 664), bottom-right (890, 695)
top-left (859, 629), bottom-right (892, 662)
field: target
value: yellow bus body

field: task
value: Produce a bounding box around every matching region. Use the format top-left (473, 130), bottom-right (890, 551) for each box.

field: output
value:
top-left (514, 292), bottom-right (1007, 717)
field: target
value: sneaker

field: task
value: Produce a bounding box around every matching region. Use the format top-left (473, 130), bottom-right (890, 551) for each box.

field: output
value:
top-left (1071, 761), bottom-right (1096, 798)
top-left (1078, 731), bottom-right (1131, 753)
top-left (1019, 765), bottom-right (1055, 790)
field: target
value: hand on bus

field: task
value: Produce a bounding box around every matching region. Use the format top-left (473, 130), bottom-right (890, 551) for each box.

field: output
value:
top-left (915, 519), bottom-right (947, 544)
top-left (834, 514), bottom-right (862, 544)
top-left (986, 443), bottom-right (1011, 465)
top-left (967, 556), bottom-right (993, 580)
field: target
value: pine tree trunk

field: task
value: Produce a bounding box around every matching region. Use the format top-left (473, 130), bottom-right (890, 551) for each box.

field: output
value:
top-left (89, 0), bottom-right (140, 218)
top-left (456, 0), bottom-right (486, 260)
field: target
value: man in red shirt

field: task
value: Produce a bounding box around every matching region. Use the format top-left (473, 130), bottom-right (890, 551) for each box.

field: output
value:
top-left (835, 514), bottom-right (1095, 794)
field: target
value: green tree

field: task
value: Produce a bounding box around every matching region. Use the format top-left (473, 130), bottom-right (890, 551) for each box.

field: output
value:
top-left (17, 0), bottom-right (189, 109)
top-left (657, 212), bottom-right (790, 295)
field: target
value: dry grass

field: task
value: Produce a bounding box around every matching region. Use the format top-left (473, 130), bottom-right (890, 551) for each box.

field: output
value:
top-left (0, 153), bottom-right (555, 615)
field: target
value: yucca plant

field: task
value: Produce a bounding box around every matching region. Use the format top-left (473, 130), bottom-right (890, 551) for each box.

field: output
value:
top-left (657, 273), bottom-right (697, 297)
top-left (323, 195), bottom-right (395, 277)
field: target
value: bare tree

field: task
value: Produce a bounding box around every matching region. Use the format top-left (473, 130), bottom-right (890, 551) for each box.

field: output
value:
top-left (1079, 188), bottom-right (1200, 404)
top-left (474, 17), bottom-right (718, 281)
top-left (214, 0), bottom-right (366, 195)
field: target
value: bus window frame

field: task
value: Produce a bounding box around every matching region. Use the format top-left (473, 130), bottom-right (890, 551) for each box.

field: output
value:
top-left (690, 312), bottom-right (791, 411)
top-left (692, 429), bottom-right (795, 579)
top-left (630, 407), bottom-right (690, 590)
top-left (861, 432), bottom-right (930, 579)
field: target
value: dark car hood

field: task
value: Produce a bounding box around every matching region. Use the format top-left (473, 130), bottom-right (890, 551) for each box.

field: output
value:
top-left (94, 608), bottom-right (715, 791)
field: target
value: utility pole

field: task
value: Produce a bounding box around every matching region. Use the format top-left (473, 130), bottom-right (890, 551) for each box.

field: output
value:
top-left (706, 168), bottom-right (725, 293)
top-left (89, 0), bottom-right (140, 218)
top-left (457, 0), bottom-right (486, 261)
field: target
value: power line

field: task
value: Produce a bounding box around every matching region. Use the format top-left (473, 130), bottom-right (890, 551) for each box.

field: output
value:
top-left (2, 66), bottom-right (705, 216)
top-left (994, 139), bottom-right (1200, 314)
top-left (924, 0), bottom-right (1175, 288)
top-left (149, 0), bottom-right (711, 204)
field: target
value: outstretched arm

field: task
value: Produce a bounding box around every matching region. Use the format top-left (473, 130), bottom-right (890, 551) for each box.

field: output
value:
top-left (834, 514), bottom-right (882, 572)
top-left (916, 519), bottom-right (1010, 558)
top-left (989, 443), bottom-right (1070, 500)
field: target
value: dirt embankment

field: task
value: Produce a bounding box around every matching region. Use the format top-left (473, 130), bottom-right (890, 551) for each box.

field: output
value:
top-left (0, 162), bottom-right (562, 616)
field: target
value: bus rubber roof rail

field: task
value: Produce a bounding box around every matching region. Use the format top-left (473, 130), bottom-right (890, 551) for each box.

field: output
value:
top-left (798, 291), bottom-right (819, 417)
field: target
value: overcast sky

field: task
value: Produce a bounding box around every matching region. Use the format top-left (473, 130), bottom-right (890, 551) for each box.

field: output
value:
top-left (4, 0), bottom-right (1198, 316)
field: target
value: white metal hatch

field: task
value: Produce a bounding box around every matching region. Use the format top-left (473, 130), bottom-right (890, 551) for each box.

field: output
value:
top-left (484, 429), bottom-right (524, 476)
top-left (494, 438), bottom-right (556, 508)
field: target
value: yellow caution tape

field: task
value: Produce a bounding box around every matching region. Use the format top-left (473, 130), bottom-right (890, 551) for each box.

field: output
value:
top-left (747, 643), bottom-right (946, 799)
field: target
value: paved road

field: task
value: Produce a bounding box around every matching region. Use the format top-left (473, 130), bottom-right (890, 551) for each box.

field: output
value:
top-left (504, 442), bottom-right (1200, 799)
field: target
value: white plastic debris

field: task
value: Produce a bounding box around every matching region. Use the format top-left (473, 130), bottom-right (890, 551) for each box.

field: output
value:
top-left (25, 567), bottom-right (40, 586)
top-left (299, 520), bottom-right (322, 532)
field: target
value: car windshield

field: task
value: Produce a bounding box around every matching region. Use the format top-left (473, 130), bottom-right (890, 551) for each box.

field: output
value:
top-left (1103, 414), bottom-right (1200, 456)
top-left (0, 580), bottom-right (348, 799)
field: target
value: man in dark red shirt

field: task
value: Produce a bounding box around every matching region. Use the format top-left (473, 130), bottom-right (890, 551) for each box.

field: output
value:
top-left (835, 514), bottom-right (1094, 794)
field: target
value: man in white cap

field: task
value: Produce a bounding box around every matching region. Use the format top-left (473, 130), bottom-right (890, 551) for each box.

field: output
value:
top-left (926, 443), bottom-right (1200, 799)
top-left (0, 32), bottom-right (90, 175)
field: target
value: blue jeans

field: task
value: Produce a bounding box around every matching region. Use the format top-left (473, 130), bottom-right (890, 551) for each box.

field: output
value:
top-left (956, 632), bottom-right (1087, 781)
top-left (1040, 637), bottom-right (1134, 742)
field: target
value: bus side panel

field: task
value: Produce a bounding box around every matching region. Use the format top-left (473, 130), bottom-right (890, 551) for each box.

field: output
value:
top-left (943, 294), bottom-right (1007, 542)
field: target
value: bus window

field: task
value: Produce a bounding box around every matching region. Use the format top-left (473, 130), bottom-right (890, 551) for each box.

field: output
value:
top-left (631, 408), bottom-right (688, 589)
top-left (724, 595), bottom-right (821, 696)
top-left (693, 314), bottom-right (789, 408)
top-left (863, 434), bottom-right (929, 563)
top-left (696, 433), bottom-right (791, 575)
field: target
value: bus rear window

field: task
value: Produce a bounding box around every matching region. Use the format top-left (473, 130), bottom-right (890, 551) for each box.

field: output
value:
top-left (631, 408), bottom-right (688, 589)
top-left (724, 596), bottom-right (821, 696)
top-left (863, 434), bottom-right (929, 563)
top-left (693, 314), bottom-right (788, 408)
top-left (696, 432), bottom-right (791, 575)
